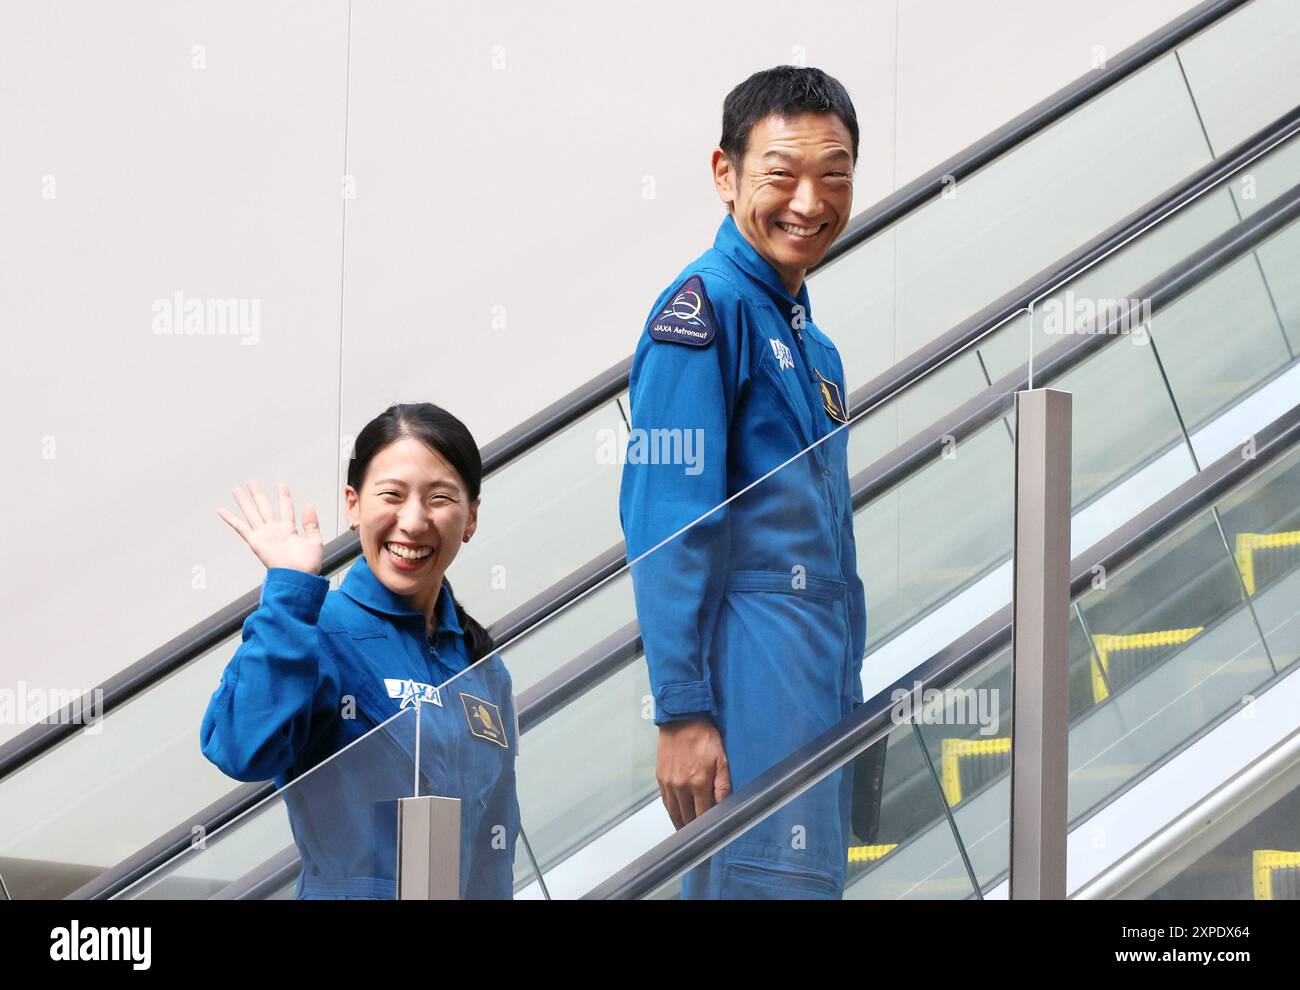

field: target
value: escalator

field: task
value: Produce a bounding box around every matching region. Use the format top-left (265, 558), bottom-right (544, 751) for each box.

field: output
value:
top-left (108, 103), bottom-right (1300, 899)
top-left (2, 0), bottom-right (1299, 900)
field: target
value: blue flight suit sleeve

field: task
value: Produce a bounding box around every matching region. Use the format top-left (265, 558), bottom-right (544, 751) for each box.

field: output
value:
top-left (200, 567), bottom-right (342, 782)
top-left (619, 271), bottom-right (751, 724)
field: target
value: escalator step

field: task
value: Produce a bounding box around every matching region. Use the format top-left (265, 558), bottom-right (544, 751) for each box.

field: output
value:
top-left (847, 843), bottom-right (898, 864)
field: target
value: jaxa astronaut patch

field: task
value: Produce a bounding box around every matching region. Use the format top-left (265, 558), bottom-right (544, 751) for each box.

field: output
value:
top-left (815, 368), bottom-right (848, 424)
top-left (648, 274), bottom-right (716, 347)
top-left (460, 692), bottom-right (509, 749)
top-left (385, 677), bottom-right (442, 710)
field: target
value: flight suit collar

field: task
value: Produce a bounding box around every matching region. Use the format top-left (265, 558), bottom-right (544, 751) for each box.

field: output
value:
top-left (713, 212), bottom-right (814, 318)
top-left (341, 556), bottom-right (463, 637)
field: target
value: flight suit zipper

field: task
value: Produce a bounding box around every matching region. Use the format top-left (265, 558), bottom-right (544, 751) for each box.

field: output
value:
top-left (795, 323), bottom-right (854, 700)
top-left (791, 321), bottom-right (839, 521)
top-left (790, 325), bottom-right (825, 460)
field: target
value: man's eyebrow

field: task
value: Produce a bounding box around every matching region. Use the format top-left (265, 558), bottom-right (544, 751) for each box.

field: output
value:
top-left (760, 149), bottom-right (853, 164)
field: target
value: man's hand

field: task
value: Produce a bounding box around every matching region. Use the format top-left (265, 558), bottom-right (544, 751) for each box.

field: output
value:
top-left (656, 718), bottom-right (731, 829)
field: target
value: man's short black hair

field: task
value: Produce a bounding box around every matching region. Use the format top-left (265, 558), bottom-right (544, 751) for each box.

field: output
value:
top-left (720, 65), bottom-right (859, 179)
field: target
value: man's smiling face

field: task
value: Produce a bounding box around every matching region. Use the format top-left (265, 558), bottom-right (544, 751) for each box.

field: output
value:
top-left (714, 111), bottom-right (855, 296)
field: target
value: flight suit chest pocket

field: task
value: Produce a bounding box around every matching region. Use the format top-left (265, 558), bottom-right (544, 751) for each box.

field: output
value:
top-left (318, 626), bottom-right (393, 727)
top-left (800, 341), bottom-right (851, 480)
top-left (758, 350), bottom-right (816, 454)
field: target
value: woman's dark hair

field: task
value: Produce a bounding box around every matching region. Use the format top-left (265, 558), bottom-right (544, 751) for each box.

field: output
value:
top-left (720, 65), bottom-right (859, 179)
top-left (347, 402), bottom-right (494, 661)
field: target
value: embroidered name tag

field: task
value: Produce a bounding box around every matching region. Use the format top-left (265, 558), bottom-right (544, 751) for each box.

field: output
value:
top-left (385, 678), bottom-right (442, 710)
top-left (648, 274), bottom-right (715, 347)
top-left (460, 692), bottom-right (509, 749)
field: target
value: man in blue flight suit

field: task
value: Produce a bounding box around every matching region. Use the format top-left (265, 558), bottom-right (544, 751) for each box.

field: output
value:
top-left (619, 66), bottom-right (869, 898)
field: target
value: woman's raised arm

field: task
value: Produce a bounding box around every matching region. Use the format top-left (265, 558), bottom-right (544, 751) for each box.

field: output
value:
top-left (201, 481), bottom-right (339, 782)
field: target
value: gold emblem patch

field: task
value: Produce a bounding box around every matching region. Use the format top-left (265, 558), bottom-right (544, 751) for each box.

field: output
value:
top-left (459, 692), bottom-right (509, 749)
top-left (815, 368), bottom-right (848, 424)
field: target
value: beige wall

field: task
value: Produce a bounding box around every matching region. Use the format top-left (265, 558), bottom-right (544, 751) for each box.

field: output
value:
top-left (0, 0), bottom-right (1202, 745)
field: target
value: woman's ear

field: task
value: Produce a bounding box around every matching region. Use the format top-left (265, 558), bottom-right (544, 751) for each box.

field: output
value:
top-left (343, 485), bottom-right (360, 531)
top-left (462, 497), bottom-right (480, 543)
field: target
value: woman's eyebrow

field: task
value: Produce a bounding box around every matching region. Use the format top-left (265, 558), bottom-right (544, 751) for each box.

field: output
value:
top-left (371, 477), bottom-right (458, 489)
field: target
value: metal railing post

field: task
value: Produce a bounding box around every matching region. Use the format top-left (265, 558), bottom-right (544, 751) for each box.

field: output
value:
top-left (397, 796), bottom-right (461, 900)
top-left (1010, 387), bottom-right (1072, 899)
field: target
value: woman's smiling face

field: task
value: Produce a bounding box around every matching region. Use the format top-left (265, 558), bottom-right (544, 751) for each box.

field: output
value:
top-left (344, 436), bottom-right (478, 606)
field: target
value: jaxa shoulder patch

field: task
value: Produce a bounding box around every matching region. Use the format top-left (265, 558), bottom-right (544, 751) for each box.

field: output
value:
top-left (648, 274), bottom-right (716, 347)
top-left (460, 692), bottom-right (509, 749)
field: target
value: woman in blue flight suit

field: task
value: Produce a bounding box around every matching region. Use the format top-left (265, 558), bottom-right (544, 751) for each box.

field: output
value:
top-left (200, 402), bottom-right (520, 899)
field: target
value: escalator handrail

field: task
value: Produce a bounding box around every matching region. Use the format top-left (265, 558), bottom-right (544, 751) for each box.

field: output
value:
top-left (842, 100), bottom-right (1300, 426)
top-left (585, 401), bottom-right (1300, 899)
top-left (0, 0), bottom-right (1247, 784)
top-left (818, 0), bottom-right (1249, 272)
top-left (65, 781), bottom-right (271, 901)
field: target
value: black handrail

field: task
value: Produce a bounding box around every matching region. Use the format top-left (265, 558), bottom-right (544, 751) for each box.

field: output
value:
top-left (216, 846), bottom-right (300, 901)
top-left (585, 400), bottom-right (1300, 899)
top-left (489, 545), bottom-right (630, 648)
top-left (818, 0), bottom-right (1251, 270)
top-left (0, 0), bottom-right (1248, 786)
top-left (66, 782), bottom-right (270, 901)
top-left (843, 102), bottom-right (1300, 426)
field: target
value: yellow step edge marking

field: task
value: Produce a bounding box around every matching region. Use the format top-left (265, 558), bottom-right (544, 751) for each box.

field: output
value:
top-left (1090, 627), bottom-right (1204, 704)
top-left (1236, 530), bottom-right (1300, 596)
top-left (847, 843), bottom-right (898, 864)
top-left (1253, 849), bottom-right (1300, 900)
top-left (940, 736), bottom-right (1011, 806)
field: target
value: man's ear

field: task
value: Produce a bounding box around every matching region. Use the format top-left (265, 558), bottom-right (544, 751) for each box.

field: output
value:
top-left (463, 498), bottom-right (480, 543)
top-left (711, 147), bottom-right (736, 210)
top-left (343, 485), bottom-right (360, 531)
